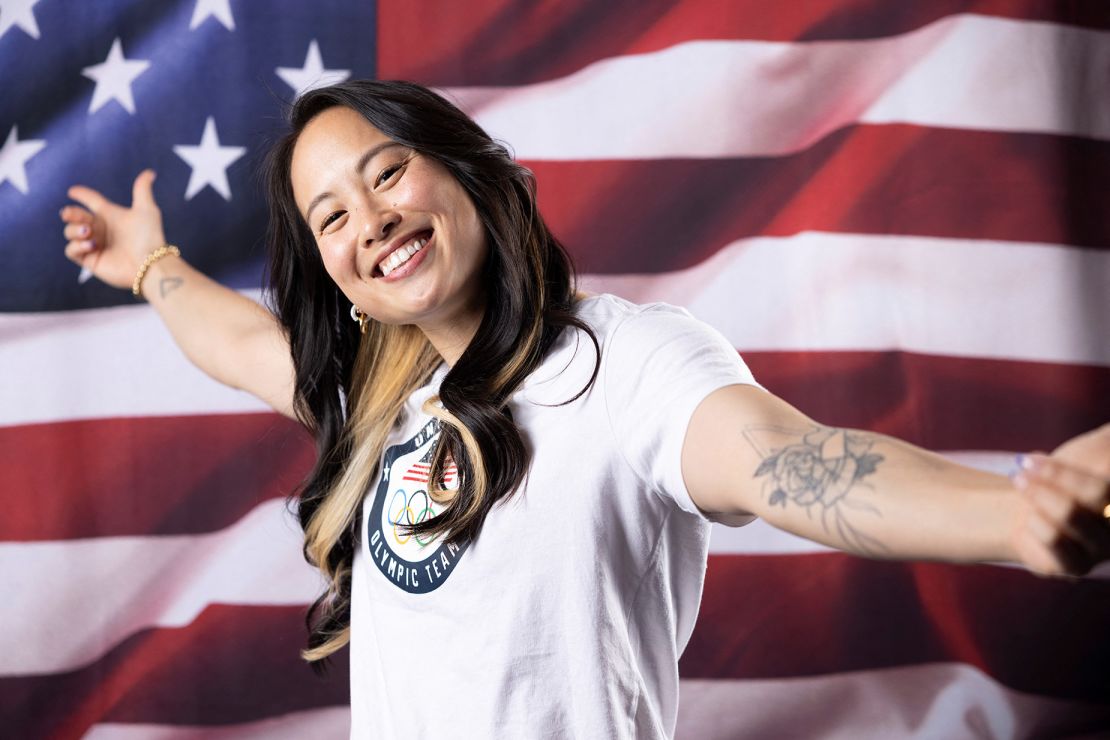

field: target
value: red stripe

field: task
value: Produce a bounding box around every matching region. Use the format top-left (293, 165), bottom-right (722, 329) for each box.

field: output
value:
top-left (744, 351), bottom-right (1110, 453)
top-left (682, 553), bottom-right (1110, 703)
top-left (529, 125), bottom-right (1110, 275)
top-left (379, 0), bottom-right (1110, 86)
top-left (0, 605), bottom-right (345, 740)
top-left (0, 414), bottom-right (313, 541)
top-left (3, 353), bottom-right (1103, 542)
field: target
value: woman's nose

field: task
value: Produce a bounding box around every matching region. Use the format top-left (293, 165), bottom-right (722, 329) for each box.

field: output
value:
top-left (359, 205), bottom-right (399, 245)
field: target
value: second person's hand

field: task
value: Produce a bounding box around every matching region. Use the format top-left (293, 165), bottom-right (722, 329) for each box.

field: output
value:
top-left (60, 169), bottom-right (167, 291)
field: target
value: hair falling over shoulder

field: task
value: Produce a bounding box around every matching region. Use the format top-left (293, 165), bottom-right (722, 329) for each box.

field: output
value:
top-left (260, 80), bottom-right (599, 672)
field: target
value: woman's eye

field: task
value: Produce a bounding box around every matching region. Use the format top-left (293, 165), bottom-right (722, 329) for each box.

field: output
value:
top-left (319, 211), bottom-right (344, 233)
top-left (375, 163), bottom-right (403, 188)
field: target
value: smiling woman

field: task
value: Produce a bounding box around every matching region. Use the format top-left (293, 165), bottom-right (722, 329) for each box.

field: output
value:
top-left (58, 79), bottom-right (1110, 740)
top-left (260, 80), bottom-right (604, 668)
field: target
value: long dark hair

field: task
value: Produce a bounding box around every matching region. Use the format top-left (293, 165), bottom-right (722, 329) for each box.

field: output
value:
top-left (261, 80), bottom-right (599, 669)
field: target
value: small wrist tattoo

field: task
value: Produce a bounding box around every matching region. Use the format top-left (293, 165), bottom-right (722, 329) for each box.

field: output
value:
top-left (159, 276), bottom-right (184, 298)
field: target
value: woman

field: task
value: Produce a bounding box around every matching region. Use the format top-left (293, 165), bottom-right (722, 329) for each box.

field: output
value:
top-left (60, 80), bottom-right (1110, 739)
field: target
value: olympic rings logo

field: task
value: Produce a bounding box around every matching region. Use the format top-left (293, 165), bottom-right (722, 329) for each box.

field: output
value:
top-left (387, 488), bottom-right (437, 547)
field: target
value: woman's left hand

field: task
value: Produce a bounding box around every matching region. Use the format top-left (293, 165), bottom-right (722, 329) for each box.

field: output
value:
top-left (1010, 423), bottom-right (1110, 577)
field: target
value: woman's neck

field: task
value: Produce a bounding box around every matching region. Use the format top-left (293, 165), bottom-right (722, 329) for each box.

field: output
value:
top-left (418, 295), bottom-right (486, 368)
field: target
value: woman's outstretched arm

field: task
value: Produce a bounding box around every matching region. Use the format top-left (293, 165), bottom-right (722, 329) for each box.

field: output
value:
top-left (60, 169), bottom-right (296, 419)
top-left (682, 384), bottom-right (1110, 577)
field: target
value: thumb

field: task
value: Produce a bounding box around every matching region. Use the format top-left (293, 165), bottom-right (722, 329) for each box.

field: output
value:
top-left (131, 169), bottom-right (158, 209)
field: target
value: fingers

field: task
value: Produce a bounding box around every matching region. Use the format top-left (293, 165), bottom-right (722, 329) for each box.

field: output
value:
top-left (63, 221), bottom-right (94, 242)
top-left (59, 204), bottom-right (94, 225)
top-left (59, 204), bottom-right (98, 254)
top-left (60, 206), bottom-right (96, 242)
top-left (66, 184), bottom-right (110, 213)
top-left (1019, 516), bottom-right (1091, 578)
top-left (1018, 454), bottom-right (1109, 514)
top-left (1024, 480), bottom-right (1110, 564)
top-left (1051, 425), bottom-right (1110, 479)
top-left (63, 237), bottom-right (98, 265)
top-left (1014, 454), bottom-right (1110, 577)
top-left (1080, 425), bottom-right (1110, 478)
top-left (131, 169), bottom-right (157, 208)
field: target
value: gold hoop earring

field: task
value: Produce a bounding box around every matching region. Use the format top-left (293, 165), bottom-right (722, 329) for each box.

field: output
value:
top-left (350, 304), bottom-right (368, 334)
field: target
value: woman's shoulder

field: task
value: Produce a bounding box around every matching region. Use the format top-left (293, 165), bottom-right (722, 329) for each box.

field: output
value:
top-left (574, 292), bottom-right (742, 374)
top-left (572, 292), bottom-right (695, 330)
top-left (520, 292), bottom-right (744, 402)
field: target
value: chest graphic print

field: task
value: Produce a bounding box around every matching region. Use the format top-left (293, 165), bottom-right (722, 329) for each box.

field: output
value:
top-left (365, 418), bottom-right (469, 593)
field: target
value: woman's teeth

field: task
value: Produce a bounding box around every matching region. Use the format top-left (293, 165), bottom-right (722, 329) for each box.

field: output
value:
top-left (379, 236), bottom-right (429, 276)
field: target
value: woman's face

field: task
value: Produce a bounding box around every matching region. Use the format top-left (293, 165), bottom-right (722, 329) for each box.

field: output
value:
top-left (289, 106), bottom-right (489, 330)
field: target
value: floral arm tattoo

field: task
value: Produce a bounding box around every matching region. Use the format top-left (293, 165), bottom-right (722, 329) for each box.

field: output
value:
top-left (744, 425), bottom-right (889, 556)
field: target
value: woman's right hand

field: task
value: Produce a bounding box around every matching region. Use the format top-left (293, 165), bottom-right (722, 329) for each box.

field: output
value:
top-left (1010, 424), bottom-right (1110, 577)
top-left (61, 169), bottom-right (167, 291)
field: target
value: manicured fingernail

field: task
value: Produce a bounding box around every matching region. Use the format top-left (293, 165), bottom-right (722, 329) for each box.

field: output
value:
top-left (79, 240), bottom-right (94, 250)
top-left (78, 225), bottom-right (89, 236)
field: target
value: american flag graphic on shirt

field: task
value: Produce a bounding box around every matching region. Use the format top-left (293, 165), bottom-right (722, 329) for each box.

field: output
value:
top-left (1, 0), bottom-right (1108, 737)
top-left (402, 448), bottom-right (458, 487)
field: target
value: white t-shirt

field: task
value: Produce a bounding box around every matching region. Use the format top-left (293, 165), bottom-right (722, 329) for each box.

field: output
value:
top-left (349, 293), bottom-right (763, 739)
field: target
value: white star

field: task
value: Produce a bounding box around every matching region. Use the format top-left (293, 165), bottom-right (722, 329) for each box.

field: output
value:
top-left (82, 38), bottom-right (151, 115)
top-left (0, 126), bottom-right (46, 194)
top-left (189, 0), bottom-right (234, 31)
top-left (276, 40), bottom-right (350, 98)
top-left (173, 117), bottom-right (246, 201)
top-left (0, 0), bottom-right (42, 41)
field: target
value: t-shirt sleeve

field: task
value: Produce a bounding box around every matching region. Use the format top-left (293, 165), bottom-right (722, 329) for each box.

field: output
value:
top-left (603, 304), bottom-right (765, 518)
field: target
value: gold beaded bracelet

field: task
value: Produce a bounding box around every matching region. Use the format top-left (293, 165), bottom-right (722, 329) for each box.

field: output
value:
top-left (132, 245), bottom-right (181, 298)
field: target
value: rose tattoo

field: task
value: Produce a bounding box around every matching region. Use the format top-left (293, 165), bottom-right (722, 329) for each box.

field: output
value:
top-left (746, 425), bottom-right (888, 555)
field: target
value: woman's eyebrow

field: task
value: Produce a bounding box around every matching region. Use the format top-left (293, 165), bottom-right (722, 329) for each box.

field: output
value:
top-left (354, 141), bottom-right (406, 178)
top-left (304, 141), bottom-right (407, 224)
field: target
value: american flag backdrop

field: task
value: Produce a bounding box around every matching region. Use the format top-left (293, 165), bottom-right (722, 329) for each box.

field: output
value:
top-left (2, 0), bottom-right (1109, 737)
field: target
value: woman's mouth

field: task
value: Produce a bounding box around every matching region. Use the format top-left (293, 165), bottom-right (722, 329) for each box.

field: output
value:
top-left (374, 229), bottom-right (433, 280)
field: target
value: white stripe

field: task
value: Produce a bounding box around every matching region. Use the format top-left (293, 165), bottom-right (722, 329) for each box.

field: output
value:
top-left (442, 15), bottom-right (1110, 160)
top-left (4, 234), bottom-right (1105, 427)
top-left (709, 451), bottom-right (1016, 556)
top-left (84, 707), bottom-right (350, 740)
top-left (0, 291), bottom-right (272, 427)
top-left (676, 664), bottom-right (1110, 739)
top-left (0, 498), bottom-right (320, 676)
top-left (581, 233), bottom-right (1110, 367)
